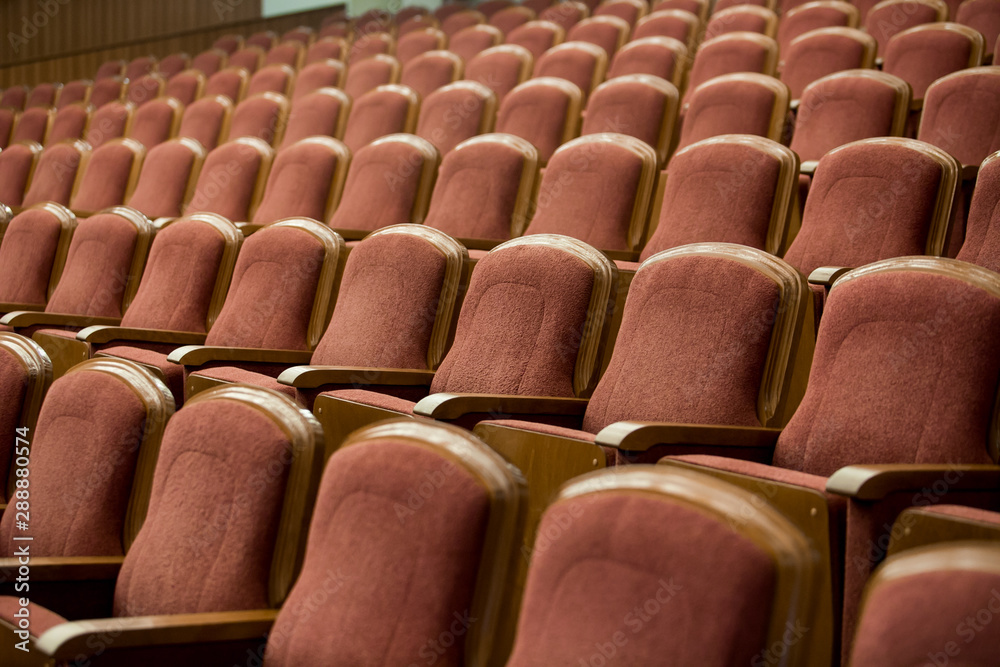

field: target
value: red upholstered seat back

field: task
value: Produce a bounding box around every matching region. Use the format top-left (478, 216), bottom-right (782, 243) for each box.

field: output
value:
top-left (565, 16), bottom-right (629, 57)
top-left (56, 80), bottom-right (91, 109)
top-left (594, 0), bottom-right (646, 27)
top-left (228, 93), bottom-right (287, 146)
top-left (465, 45), bottom-right (532, 103)
top-left (395, 28), bottom-right (445, 64)
top-left (777, 1), bottom-right (858, 54)
top-left (184, 138), bottom-right (271, 221)
top-left (608, 36), bottom-right (687, 83)
top-left (416, 81), bottom-right (496, 155)
top-left (341, 85), bottom-right (417, 154)
top-left (70, 139), bottom-right (144, 212)
top-left (540, 1), bottom-right (588, 29)
top-left (292, 60), bottom-right (345, 98)
top-left (27, 84), bottom-right (59, 108)
top-left (957, 153), bottom-right (1000, 271)
top-left (178, 95), bottom-right (231, 150)
top-left (125, 56), bottom-right (156, 81)
top-left (0, 205), bottom-right (72, 306)
top-left (686, 32), bottom-right (778, 93)
top-left (88, 77), bottom-right (124, 109)
top-left (349, 32), bottom-right (394, 63)
top-left (865, 0), bottom-right (947, 54)
top-left (507, 20), bottom-right (563, 59)
top-left (533, 41), bottom-right (606, 97)
top-left (281, 88), bottom-right (349, 148)
top-left (12, 108), bottom-right (51, 145)
top-left (581, 74), bottom-right (678, 164)
top-left (164, 71), bottom-right (203, 106)
top-left (676, 74), bottom-right (788, 151)
top-left (247, 65), bottom-right (295, 97)
top-left (918, 67), bottom-right (1000, 166)
top-left (127, 97), bottom-right (180, 149)
top-left (264, 42), bottom-right (304, 68)
top-left (882, 24), bottom-right (982, 100)
top-left (204, 67), bottom-right (248, 103)
top-left (247, 30), bottom-right (278, 50)
top-left (22, 141), bottom-right (88, 208)
top-left (0, 142), bottom-right (40, 206)
top-left (491, 5), bottom-right (537, 32)
top-left (495, 77), bottom-right (580, 162)
top-left (774, 260), bottom-right (1000, 476)
top-left (192, 48), bottom-right (228, 77)
top-left (252, 137), bottom-right (349, 224)
top-left (957, 0), bottom-right (1000, 56)
top-left (127, 139), bottom-right (203, 219)
top-left (634, 10), bottom-right (699, 45)
top-left (442, 9), bottom-right (487, 36)
top-left (343, 54), bottom-right (400, 99)
top-left (95, 60), bottom-right (125, 80)
top-left (448, 24), bottom-right (502, 61)
top-left (780, 28), bottom-right (875, 99)
top-left (400, 51), bottom-right (462, 98)
top-left (212, 35), bottom-right (243, 55)
top-left (48, 104), bottom-right (90, 145)
top-left (305, 37), bottom-right (347, 64)
top-left (229, 46), bottom-right (265, 74)
top-left (125, 74), bottom-right (164, 108)
top-left (157, 53), bottom-right (190, 79)
top-left (0, 336), bottom-right (44, 506)
top-left (86, 101), bottom-right (131, 149)
top-left (704, 6), bottom-right (776, 41)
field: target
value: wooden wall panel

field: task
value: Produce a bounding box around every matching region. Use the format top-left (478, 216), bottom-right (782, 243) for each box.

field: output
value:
top-left (0, 2), bottom-right (343, 87)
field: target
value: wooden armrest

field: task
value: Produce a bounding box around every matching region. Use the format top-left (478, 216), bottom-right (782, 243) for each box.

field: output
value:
top-left (76, 326), bottom-right (207, 346)
top-left (0, 556), bottom-right (123, 583)
top-left (236, 222), bottom-right (264, 236)
top-left (909, 97), bottom-right (923, 112)
top-left (602, 249), bottom-right (640, 262)
top-left (595, 421), bottom-right (782, 453)
top-left (0, 302), bottom-right (45, 314)
top-left (799, 161), bottom-right (818, 176)
top-left (962, 164), bottom-right (979, 182)
top-left (807, 266), bottom-right (851, 290)
top-left (456, 237), bottom-right (503, 251)
top-left (151, 217), bottom-right (177, 229)
top-left (166, 346), bottom-right (313, 366)
top-left (789, 98), bottom-right (800, 111)
top-left (37, 609), bottom-right (278, 661)
top-left (414, 393), bottom-right (589, 420)
top-left (0, 312), bottom-right (121, 328)
top-left (825, 464), bottom-right (1000, 501)
top-left (70, 209), bottom-right (95, 219)
top-left (277, 366), bottom-right (436, 389)
top-left (329, 227), bottom-right (373, 241)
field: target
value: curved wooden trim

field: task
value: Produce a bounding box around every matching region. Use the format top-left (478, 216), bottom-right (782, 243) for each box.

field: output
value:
top-left (56, 138), bottom-right (95, 211)
top-left (0, 333), bottom-right (51, 501)
top-left (19, 202), bottom-right (79, 300)
top-left (800, 68), bottom-right (910, 133)
top-left (890, 21), bottom-right (986, 70)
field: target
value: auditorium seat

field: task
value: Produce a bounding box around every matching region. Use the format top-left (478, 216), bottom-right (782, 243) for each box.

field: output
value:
top-left (424, 133), bottom-right (539, 246)
top-left (475, 242), bottom-right (810, 548)
top-left (0, 333), bottom-right (50, 509)
top-left (849, 543), bottom-right (1000, 666)
top-left (957, 0), bottom-right (1000, 60)
top-left (248, 136), bottom-right (351, 228)
top-left (581, 74), bottom-right (679, 167)
top-left (281, 88), bottom-right (351, 149)
top-left (865, 0), bottom-right (949, 57)
top-left (126, 96), bottom-right (182, 149)
top-left (305, 36), bottom-right (348, 64)
top-left (68, 138), bottom-right (145, 216)
top-left (641, 136), bottom-right (798, 256)
top-left (348, 32), bottom-right (396, 62)
top-left (329, 134), bottom-right (439, 238)
top-left (0, 383), bottom-right (321, 662)
top-left (20, 139), bottom-right (90, 209)
top-left (882, 22), bottom-right (984, 105)
top-left (182, 137), bottom-right (273, 223)
top-left (55, 79), bottom-right (92, 109)
top-left (594, 0), bottom-right (648, 27)
top-left (533, 40), bottom-right (607, 98)
top-left (565, 15), bottom-right (630, 58)
top-left (883, 505), bottom-right (1000, 555)
top-left (442, 9), bottom-right (488, 37)
top-left (227, 92), bottom-right (289, 147)
top-left (466, 44), bottom-right (534, 102)
top-left (607, 36), bottom-right (687, 87)
top-left (86, 100), bottom-right (132, 148)
top-left (305, 233), bottom-right (616, 453)
top-left (495, 77), bottom-right (582, 163)
top-left (652, 0), bottom-right (709, 21)
top-left (0, 203), bottom-right (76, 312)
top-left (48, 213), bottom-right (240, 377)
top-left (341, 85), bottom-right (420, 154)
top-left (0, 207), bottom-right (151, 337)
top-left (918, 67), bottom-right (1000, 169)
top-left (396, 27), bottom-right (447, 64)
top-left (25, 83), bottom-right (60, 109)
top-left (124, 56), bottom-right (157, 81)
top-left (88, 76), bottom-right (125, 108)
top-left (94, 59), bottom-right (125, 81)
top-left (264, 41), bottom-right (306, 69)
top-left (10, 107), bottom-right (52, 145)
top-left (292, 59), bottom-right (346, 98)
top-left (246, 30), bottom-right (279, 51)
top-left (46, 103), bottom-right (89, 145)
top-left (685, 32), bottom-right (779, 96)
top-left (416, 81), bottom-right (497, 155)
top-left (246, 64), bottom-right (295, 98)
top-left (177, 95), bottom-right (233, 150)
top-left (191, 47), bottom-right (228, 76)
top-left (492, 5), bottom-right (539, 33)
top-left (540, 0), bottom-right (591, 29)
top-left (633, 9), bottom-right (701, 50)
top-left (506, 20), bottom-right (565, 59)
top-left (449, 23), bottom-right (504, 60)
top-left (400, 50), bottom-right (464, 97)
top-left (957, 150), bottom-right (1000, 271)
top-left (204, 66), bottom-right (250, 103)
top-left (0, 357), bottom-right (171, 559)
top-left (343, 54), bottom-right (402, 99)
top-left (157, 52), bottom-right (190, 79)
top-left (676, 73), bottom-right (789, 152)
top-left (0, 142), bottom-right (42, 208)
top-left (184, 226), bottom-right (466, 406)
top-left (228, 45), bottom-right (266, 74)
top-left (164, 68), bottom-right (205, 105)
top-left (780, 28), bottom-right (877, 101)
top-left (704, 5), bottom-right (778, 41)
top-left (124, 138), bottom-right (206, 221)
top-left (503, 465), bottom-right (819, 665)
top-left (777, 0), bottom-right (860, 55)
top-left (656, 255), bottom-right (1000, 659)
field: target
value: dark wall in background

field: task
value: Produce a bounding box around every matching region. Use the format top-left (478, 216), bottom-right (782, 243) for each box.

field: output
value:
top-left (0, 0), bottom-right (342, 87)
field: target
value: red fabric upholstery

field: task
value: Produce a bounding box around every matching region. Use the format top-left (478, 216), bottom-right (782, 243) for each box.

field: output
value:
top-left (416, 83), bottom-right (493, 155)
top-left (0, 143), bottom-right (38, 206)
top-left (348, 33), bottom-right (394, 63)
top-left (507, 21), bottom-right (562, 59)
top-left (48, 104), bottom-right (89, 145)
top-left (608, 37), bottom-right (685, 81)
top-left (0, 86), bottom-right (28, 110)
top-left (126, 140), bottom-right (199, 218)
top-left (305, 38), bottom-right (346, 64)
top-left (21, 142), bottom-right (85, 207)
top-left (540, 2), bottom-right (588, 29)
top-left (263, 439), bottom-right (490, 666)
top-left (496, 79), bottom-right (577, 161)
top-left (329, 137), bottom-right (431, 231)
top-left (915, 504), bottom-right (1000, 522)
top-left (958, 155), bottom-right (1000, 271)
top-left (56, 80), bottom-right (91, 109)
top-left (157, 53), bottom-right (190, 79)
top-left (165, 71), bottom-right (203, 106)
top-left (44, 212), bottom-right (139, 317)
top-left (883, 25), bottom-right (976, 100)
top-left (97, 343), bottom-right (184, 402)
top-left (918, 68), bottom-right (1000, 166)
top-left (125, 75), bottom-right (164, 108)
top-left (292, 61), bottom-right (344, 99)
top-left (644, 140), bottom-right (783, 255)
top-left (112, 398), bottom-right (292, 616)
top-left (228, 94), bottom-right (285, 145)
top-left (778, 4), bottom-right (856, 54)
top-left (281, 90), bottom-right (347, 148)
top-left (783, 140), bottom-right (944, 277)
top-left (252, 139), bottom-right (343, 223)
top-left (790, 73), bottom-right (903, 161)
top-left (491, 6), bottom-right (535, 33)
top-left (204, 68), bottom-right (247, 103)
top-left (95, 60), bottom-right (125, 80)
top-left (525, 138), bottom-right (646, 250)
top-left (264, 43), bottom-right (303, 68)
top-left (676, 76), bottom-right (782, 151)
top-left (0, 369), bottom-right (147, 557)
top-left (178, 96), bottom-right (229, 150)
top-left (185, 141), bottom-right (266, 221)
top-left (449, 24), bottom-right (502, 61)
top-left (466, 46), bottom-right (530, 102)
top-left (400, 52), bottom-right (461, 98)
top-left (188, 365), bottom-right (295, 398)
top-left (505, 491), bottom-right (775, 665)
top-left (634, 11), bottom-right (698, 44)
top-left (11, 108), bottom-right (50, 145)
top-left (581, 76), bottom-right (673, 155)
top-left (686, 34), bottom-right (775, 93)
top-left (0, 348), bottom-right (28, 500)
top-left (774, 270), bottom-right (1000, 477)
top-left (192, 49), bottom-right (227, 77)
top-left (0, 208), bottom-right (64, 306)
top-left (866, 1), bottom-right (944, 54)
top-left (247, 31), bottom-right (278, 50)
top-left (705, 8), bottom-right (774, 41)
top-left (89, 77), bottom-right (124, 109)
top-left (120, 218), bottom-right (227, 332)
top-left (86, 101), bottom-right (129, 148)
top-left (594, 0), bottom-right (644, 27)
top-left (344, 56), bottom-right (399, 100)
top-left (533, 43), bottom-right (602, 96)
top-left (442, 10), bottom-right (487, 37)
top-left (425, 135), bottom-right (530, 240)
top-left (247, 66), bottom-right (293, 97)
top-left (958, 0), bottom-right (1000, 54)
top-left (125, 56), bottom-right (156, 81)
top-left (342, 87), bottom-right (415, 154)
top-left (71, 141), bottom-right (140, 212)
top-left (229, 47), bottom-right (264, 74)
top-left (781, 30), bottom-right (872, 100)
top-left (319, 388), bottom-right (419, 414)
top-left (396, 29), bottom-right (444, 64)
top-left (566, 18), bottom-right (627, 57)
